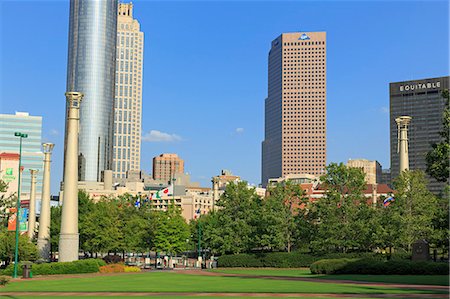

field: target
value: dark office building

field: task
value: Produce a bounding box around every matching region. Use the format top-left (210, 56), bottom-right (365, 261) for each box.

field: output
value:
top-left (390, 76), bottom-right (449, 195)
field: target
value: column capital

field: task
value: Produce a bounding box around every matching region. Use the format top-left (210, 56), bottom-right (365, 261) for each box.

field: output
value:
top-left (65, 92), bottom-right (84, 108)
top-left (42, 143), bottom-right (55, 154)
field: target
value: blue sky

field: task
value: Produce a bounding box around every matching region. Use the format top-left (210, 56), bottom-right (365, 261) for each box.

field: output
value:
top-left (0, 0), bottom-right (449, 193)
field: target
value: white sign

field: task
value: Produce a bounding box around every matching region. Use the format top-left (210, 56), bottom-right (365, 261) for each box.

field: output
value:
top-left (399, 81), bottom-right (441, 92)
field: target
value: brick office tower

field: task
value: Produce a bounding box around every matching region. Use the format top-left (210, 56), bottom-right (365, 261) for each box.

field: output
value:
top-left (152, 153), bottom-right (184, 183)
top-left (113, 3), bottom-right (144, 179)
top-left (390, 76), bottom-right (449, 195)
top-left (262, 32), bottom-right (327, 187)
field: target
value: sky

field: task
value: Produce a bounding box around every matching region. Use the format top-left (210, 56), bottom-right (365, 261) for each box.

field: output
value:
top-left (0, 0), bottom-right (449, 194)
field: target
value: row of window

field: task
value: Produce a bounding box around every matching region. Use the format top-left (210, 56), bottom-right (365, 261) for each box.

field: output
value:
top-left (283, 41), bottom-right (325, 46)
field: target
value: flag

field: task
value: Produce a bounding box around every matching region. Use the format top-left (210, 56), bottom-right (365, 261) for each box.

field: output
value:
top-left (383, 196), bottom-right (394, 207)
top-left (151, 185), bottom-right (174, 200)
top-left (194, 208), bottom-right (201, 219)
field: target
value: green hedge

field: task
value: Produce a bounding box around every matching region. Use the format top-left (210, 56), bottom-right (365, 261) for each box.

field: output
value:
top-left (218, 252), bottom-right (321, 268)
top-left (310, 258), bottom-right (449, 275)
top-left (216, 252), bottom-right (403, 268)
top-left (1, 259), bottom-right (106, 276)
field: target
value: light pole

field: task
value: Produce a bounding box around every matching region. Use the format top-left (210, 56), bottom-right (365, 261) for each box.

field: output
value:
top-left (27, 169), bottom-right (38, 240)
top-left (13, 132), bottom-right (28, 278)
top-left (37, 142), bottom-right (54, 261)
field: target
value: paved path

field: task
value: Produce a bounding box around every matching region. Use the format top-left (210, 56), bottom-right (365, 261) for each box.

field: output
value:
top-left (0, 292), bottom-right (448, 298)
top-left (182, 270), bottom-right (449, 292)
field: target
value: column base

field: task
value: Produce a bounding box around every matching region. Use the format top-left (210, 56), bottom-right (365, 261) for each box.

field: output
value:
top-left (58, 233), bottom-right (79, 262)
top-left (36, 238), bottom-right (50, 261)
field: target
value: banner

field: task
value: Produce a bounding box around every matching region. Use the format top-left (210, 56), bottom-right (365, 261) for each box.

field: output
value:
top-left (7, 208), bottom-right (29, 232)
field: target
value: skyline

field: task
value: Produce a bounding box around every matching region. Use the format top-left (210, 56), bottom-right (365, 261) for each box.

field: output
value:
top-left (1, 1), bottom-right (449, 193)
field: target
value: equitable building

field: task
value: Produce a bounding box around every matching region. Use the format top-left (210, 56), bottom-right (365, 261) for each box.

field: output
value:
top-left (390, 76), bottom-right (449, 194)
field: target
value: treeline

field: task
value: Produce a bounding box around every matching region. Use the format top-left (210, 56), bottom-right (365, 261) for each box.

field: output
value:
top-left (50, 192), bottom-right (190, 257)
top-left (192, 163), bottom-right (449, 256)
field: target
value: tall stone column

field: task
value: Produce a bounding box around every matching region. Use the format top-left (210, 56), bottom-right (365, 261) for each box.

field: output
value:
top-left (27, 169), bottom-right (38, 240)
top-left (59, 92), bottom-right (83, 262)
top-left (396, 116), bottom-right (412, 173)
top-left (37, 143), bottom-right (54, 261)
top-left (212, 177), bottom-right (219, 211)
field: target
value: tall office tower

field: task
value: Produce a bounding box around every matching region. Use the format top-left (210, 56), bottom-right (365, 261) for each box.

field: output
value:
top-left (65, 0), bottom-right (118, 182)
top-left (390, 76), bottom-right (449, 195)
top-left (0, 112), bottom-right (44, 201)
top-left (262, 32), bottom-right (327, 187)
top-left (152, 153), bottom-right (184, 183)
top-left (113, 3), bottom-right (144, 179)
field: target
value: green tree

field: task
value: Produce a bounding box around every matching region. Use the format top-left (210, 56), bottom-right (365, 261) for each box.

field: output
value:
top-left (393, 170), bottom-right (438, 250)
top-left (0, 179), bottom-right (16, 228)
top-left (152, 205), bottom-right (190, 255)
top-left (81, 199), bottom-right (123, 254)
top-left (426, 89), bottom-right (449, 183)
top-left (50, 206), bottom-right (61, 254)
top-left (0, 229), bottom-right (38, 266)
top-left (262, 181), bottom-right (306, 252)
top-left (204, 182), bottom-right (261, 254)
top-left (310, 163), bottom-right (369, 253)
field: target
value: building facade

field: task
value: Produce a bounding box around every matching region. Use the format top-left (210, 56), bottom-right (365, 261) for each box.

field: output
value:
top-left (113, 3), bottom-right (144, 179)
top-left (262, 32), bottom-right (327, 187)
top-left (390, 76), bottom-right (449, 194)
top-left (0, 112), bottom-right (43, 201)
top-left (152, 153), bottom-right (184, 183)
top-left (66, 0), bottom-right (118, 182)
top-left (347, 159), bottom-right (382, 185)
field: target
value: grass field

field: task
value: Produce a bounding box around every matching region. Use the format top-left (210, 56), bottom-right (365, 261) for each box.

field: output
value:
top-left (0, 271), bottom-right (447, 297)
top-left (0, 297), bottom-right (384, 299)
top-left (211, 268), bottom-right (450, 286)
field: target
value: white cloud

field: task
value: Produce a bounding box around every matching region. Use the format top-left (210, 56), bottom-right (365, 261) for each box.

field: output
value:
top-left (380, 106), bottom-right (389, 114)
top-left (235, 128), bottom-right (244, 134)
top-left (142, 130), bottom-right (182, 142)
top-left (50, 129), bottom-right (59, 136)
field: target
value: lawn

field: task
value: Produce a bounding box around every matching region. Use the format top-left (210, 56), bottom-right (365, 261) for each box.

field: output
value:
top-left (0, 297), bottom-right (381, 299)
top-left (0, 271), bottom-right (446, 295)
top-left (211, 268), bottom-right (450, 286)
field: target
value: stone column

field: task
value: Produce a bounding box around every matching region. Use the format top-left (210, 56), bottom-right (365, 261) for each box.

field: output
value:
top-left (37, 143), bottom-right (54, 261)
top-left (212, 177), bottom-right (219, 211)
top-left (396, 116), bottom-right (412, 173)
top-left (59, 92), bottom-right (83, 262)
top-left (27, 169), bottom-right (38, 240)
top-left (372, 183), bottom-right (377, 207)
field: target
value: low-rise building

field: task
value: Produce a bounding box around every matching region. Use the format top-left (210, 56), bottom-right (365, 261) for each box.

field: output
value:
top-left (347, 159), bottom-right (382, 185)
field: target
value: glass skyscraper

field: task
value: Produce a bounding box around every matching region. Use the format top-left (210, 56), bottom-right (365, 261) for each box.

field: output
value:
top-left (66, 0), bottom-right (118, 182)
top-left (0, 112), bottom-right (44, 201)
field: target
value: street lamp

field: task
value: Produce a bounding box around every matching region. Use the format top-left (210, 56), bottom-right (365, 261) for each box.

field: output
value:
top-left (13, 132), bottom-right (28, 278)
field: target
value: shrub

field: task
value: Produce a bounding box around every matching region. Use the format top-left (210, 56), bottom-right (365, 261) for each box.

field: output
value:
top-left (103, 255), bottom-right (123, 264)
top-left (0, 275), bottom-right (10, 286)
top-left (310, 258), bottom-right (449, 275)
top-left (217, 251), bottom-right (412, 268)
top-left (218, 252), bottom-right (316, 268)
top-left (124, 266), bottom-right (141, 272)
top-left (1, 259), bottom-right (106, 276)
top-left (218, 254), bottom-right (263, 267)
top-left (99, 264), bottom-right (125, 273)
